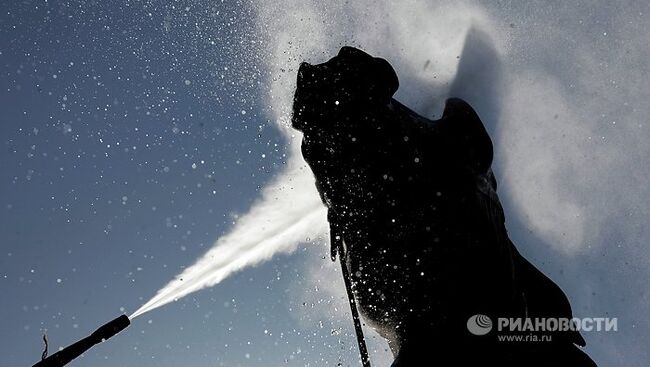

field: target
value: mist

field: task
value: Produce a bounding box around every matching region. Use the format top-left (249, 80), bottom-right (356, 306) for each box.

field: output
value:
top-left (133, 0), bottom-right (490, 319)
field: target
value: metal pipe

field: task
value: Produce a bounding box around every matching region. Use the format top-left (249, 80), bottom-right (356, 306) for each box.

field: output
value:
top-left (330, 214), bottom-right (371, 367)
top-left (32, 315), bottom-right (130, 367)
top-left (338, 250), bottom-right (372, 367)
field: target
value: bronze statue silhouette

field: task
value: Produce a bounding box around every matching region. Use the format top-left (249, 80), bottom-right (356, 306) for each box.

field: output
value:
top-left (292, 46), bottom-right (596, 366)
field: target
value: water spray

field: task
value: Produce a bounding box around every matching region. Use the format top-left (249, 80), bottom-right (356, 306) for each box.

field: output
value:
top-left (32, 315), bottom-right (130, 367)
top-left (128, 168), bottom-right (327, 319)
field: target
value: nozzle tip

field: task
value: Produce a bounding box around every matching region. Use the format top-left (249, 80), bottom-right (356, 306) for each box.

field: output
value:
top-left (92, 315), bottom-right (130, 342)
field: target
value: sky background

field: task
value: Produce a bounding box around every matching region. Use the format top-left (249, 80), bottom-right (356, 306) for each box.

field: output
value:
top-left (2, 1), bottom-right (649, 366)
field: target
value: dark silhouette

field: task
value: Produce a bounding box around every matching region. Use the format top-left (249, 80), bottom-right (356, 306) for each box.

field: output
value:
top-left (292, 46), bottom-right (596, 366)
top-left (32, 315), bottom-right (130, 367)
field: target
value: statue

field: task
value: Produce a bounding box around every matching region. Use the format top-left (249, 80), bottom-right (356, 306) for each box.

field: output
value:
top-left (292, 46), bottom-right (596, 366)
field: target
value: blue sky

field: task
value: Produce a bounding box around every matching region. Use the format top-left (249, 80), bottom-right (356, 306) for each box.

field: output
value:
top-left (2, 1), bottom-right (649, 366)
